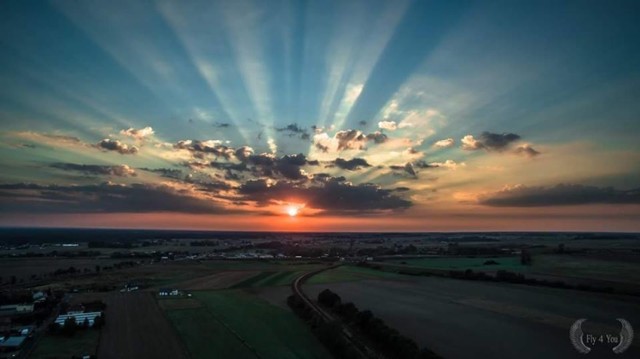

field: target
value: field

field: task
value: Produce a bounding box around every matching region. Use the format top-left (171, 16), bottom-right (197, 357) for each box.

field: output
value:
top-left (31, 330), bottom-right (100, 359)
top-left (164, 290), bottom-right (331, 359)
top-left (97, 292), bottom-right (187, 359)
top-left (384, 256), bottom-right (526, 272)
top-left (304, 275), bottom-right (640, 359)
top-left (308, 264), bottom-right (408, 284)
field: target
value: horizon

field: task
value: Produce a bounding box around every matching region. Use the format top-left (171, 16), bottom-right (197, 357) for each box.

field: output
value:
top-left (1, 0), bottom-right (640, 231)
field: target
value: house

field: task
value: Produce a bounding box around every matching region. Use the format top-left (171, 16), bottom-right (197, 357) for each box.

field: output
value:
top-left (0, 336), bottom-right (26, 351)
top-left (55, 312), bottom-right (102, 327)
top-left (158, 288), bottom-right (180, 296)
top-left (32, 291), bottom-right (47, 303)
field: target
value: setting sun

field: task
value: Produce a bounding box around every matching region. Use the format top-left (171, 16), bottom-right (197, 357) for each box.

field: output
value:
top-left (286, 206), bottom-right (299, 217)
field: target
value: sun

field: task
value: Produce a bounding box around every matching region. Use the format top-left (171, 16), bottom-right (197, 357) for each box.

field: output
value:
top-left (286, 206), bottom-right (299, 217)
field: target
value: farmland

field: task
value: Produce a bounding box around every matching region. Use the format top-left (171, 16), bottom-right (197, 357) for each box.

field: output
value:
top-left (31, 330), bottom-right (100, 359)
top-left (97, 292), bottom-right (187, 359)
top-left (163, 290), bottom-right (331, 359)
top-left (304, 275), bottom-right (640, 359)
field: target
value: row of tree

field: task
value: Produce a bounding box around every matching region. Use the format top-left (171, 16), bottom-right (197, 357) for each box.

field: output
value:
top-left (317, 289), bottom-right (440, 359)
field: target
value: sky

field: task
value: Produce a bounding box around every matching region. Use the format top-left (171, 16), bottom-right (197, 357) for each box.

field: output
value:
top-left (0, 0), bottom-right (639, 231)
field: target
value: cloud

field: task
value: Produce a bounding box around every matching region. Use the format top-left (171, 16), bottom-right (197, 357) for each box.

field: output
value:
top-left (267, 138), bottom-right (277, 154)
top-left (0, 182), bottom-right (227, 214)
top-left (96, 139), bottom-right (138, 155)
top-left (390, 163), bottom-right (417, 177)
top-left (140, 168), bottom-right (184, 179)
top-left (208, 152), bottom-right (317, 181)
top-left (378, 121), bottom-right (397, 131)
top-left (462, 132), bottom-right (520, 152)
top-left (332, 158), bottom-right (371, 171)
top-left (120, 126), bottom-right (154, 140)
top-left (238, 177), bottom-right (411, 212)
top-left (428, 160), bottom-right (463, 169)
top-left (433, 138), bottom-right (454, 148)
top-left (276, 124), bottom-right (310, 141)
top-left (313, 129), bottom-right (388, 153)
top-left (514, 144), bottom-right (541, 157)
top-left (175, 140), bottom-right (234, 159)
top-left (478, 184), bottom-right (640, 207)
top-left (50, 163), bottom-right (136, 177)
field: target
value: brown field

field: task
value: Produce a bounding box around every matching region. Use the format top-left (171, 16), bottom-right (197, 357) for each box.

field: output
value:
top-left (305, 276), bottom-right (640, 359)
top-left (176, 270), bottom-right (259, 290)
top-left (97, 292), bottom-right (187, 359)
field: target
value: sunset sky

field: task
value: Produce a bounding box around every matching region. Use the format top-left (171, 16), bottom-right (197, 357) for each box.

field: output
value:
top-left (1, 0), bottom-right (639, 231)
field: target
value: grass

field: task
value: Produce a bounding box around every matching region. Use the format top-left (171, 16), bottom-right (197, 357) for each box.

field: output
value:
top-left (384, 256), bottom-right (528, 272)
top-left (532, 255), bottom-right (640, 283)
top-left (165, 290), bottom-right (331, 359)
top-left (166, 307), bottom-right (256, 358)
top-left (31, 330), bottom-right (100, 359)
top-left (307, 264), bottom-right (405, 284)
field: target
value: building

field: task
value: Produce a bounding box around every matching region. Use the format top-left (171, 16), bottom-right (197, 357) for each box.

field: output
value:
top-left (55, 312), bottom-right (102, 327)
top-left (0, 304), bottom-right (34, 315)
top-left (32, 291), bottom-right (47, 303)
top-left (0, 336), bottom-right (26, 351)
top-left (158, 289), bottom-right (180, 296)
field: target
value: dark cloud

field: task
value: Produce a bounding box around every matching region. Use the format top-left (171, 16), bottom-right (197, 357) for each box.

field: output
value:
top-left (366, 131), bottom-right (388, 144)
top-left (390, 163), bottom-right (417, 177)
top-left (208, 152), bottom-right (317, 181)
top-left (175, 140), bottom-right (234, 159)
top-left (358, 120), bottom-right (367, 126)
top-left (0, 183), bottom-right (227, 214)
top-left (238, 177), bottom-right (411, 212)
top-left (97, 139), bottom-right (138, 155)
top-left (51, 163), bottom-right (136, 177)
top-left (140, 168), bottom-right (184, 179)
top-left (331, 158), bottom-right (371, 171)
top-left (514, 144), bottom-right (541, 157)
top-left (42, 134), bottom-right (84, 145)
top-left (478, 184), bottom-right (640, 207)
top-left (462, 132), bottom-right (521, 152)
top-left (276, 123), bottom-right (310, 141)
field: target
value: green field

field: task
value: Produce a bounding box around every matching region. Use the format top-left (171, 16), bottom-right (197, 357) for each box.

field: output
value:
top-left (384, 256), bottom-right (527, 272)
top-left (230, 270), bottom-right (309, 288)
top-left (379, 255), bottom-right (640, 285)
top-left (31, 330), bottom-right (100, 359)
top-left (165, 290), bottom-right (331, 359)
top-left (307, 264), bottom-right (405, 284)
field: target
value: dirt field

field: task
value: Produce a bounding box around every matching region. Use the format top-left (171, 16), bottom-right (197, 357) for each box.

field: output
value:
top-left (305, 276), bottom-right (640, 359)
top-left (97, 292), bottom-right (187, 359)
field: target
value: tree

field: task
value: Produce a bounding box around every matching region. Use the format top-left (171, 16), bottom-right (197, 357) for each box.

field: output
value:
top-left (62, 317), bottom-right (78, 336)
top-left (318, 289), bottom-right (341, 308)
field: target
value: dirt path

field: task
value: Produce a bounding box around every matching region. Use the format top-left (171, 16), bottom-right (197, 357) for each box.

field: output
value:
top-left (97, 292), bottom-right (187, 359)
